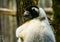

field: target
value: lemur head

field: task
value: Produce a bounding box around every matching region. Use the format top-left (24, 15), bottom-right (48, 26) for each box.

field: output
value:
top-left (23, 5), bottom-right (39, 20)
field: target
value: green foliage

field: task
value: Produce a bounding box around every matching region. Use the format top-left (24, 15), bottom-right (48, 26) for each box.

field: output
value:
top-left (52, 0), bottom-right (60, 42)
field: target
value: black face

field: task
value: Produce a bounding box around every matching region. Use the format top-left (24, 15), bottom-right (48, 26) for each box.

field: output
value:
top-left (23, 6), bottom-right (39, 20)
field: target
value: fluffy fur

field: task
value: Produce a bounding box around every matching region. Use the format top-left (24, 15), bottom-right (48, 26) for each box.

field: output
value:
top-left (16, 6), bottom-right (56, 42)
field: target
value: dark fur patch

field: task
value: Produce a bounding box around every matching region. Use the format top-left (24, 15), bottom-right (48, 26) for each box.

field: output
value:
top-left (24, 5), bottom-right (39, 19)
top-left (40, 17), bottom-right (45, 21)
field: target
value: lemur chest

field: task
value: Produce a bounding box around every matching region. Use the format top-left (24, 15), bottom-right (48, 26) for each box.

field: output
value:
top-left (19, 19), bottom-right (47, 40)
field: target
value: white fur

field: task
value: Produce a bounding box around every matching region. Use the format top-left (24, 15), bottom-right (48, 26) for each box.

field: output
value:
top-left (16, 8), bottom-right (56, 42)
top-left (32, 7), bottom-right (39, 12)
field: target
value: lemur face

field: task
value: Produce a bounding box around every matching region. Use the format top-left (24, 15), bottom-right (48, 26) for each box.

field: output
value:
top-left (23, 6), bottom-right (39, 20)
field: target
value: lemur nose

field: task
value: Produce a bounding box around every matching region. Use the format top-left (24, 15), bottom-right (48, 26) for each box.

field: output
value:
top-left (23, 11), bottom-right (30, 18)
top-left (24, 14), bottom-right (30, 18)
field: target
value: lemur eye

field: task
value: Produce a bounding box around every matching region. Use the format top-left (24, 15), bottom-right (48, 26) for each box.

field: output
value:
top-left (32, 7), bottom-right (38, 12)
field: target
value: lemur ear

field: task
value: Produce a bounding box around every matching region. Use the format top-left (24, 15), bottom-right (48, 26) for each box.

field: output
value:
top-left (32, 7), bottom-right (39, 12)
